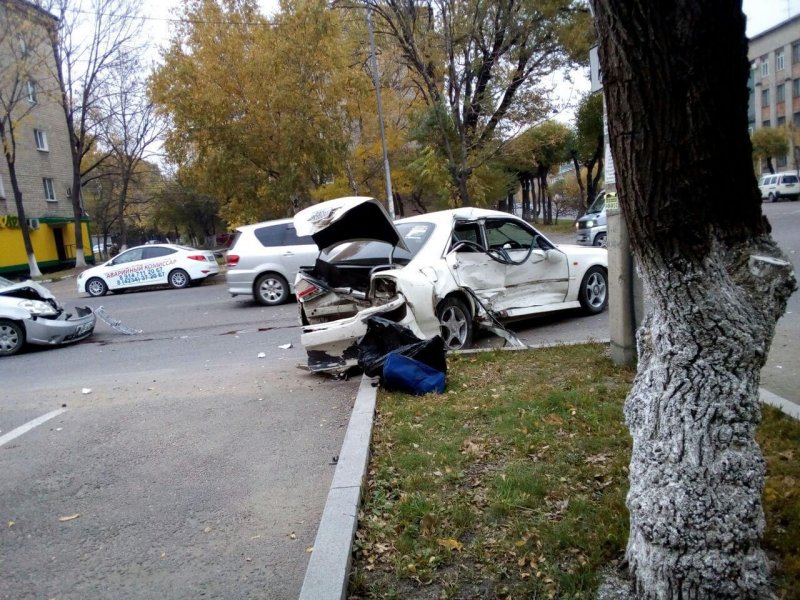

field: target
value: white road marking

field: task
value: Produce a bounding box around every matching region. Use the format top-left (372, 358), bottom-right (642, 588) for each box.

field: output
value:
top-left (0, 408), bottom-right (68, 447)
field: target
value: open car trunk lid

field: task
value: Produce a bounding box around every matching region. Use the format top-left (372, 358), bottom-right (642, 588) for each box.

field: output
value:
top-left (294, 196), bottom-right (409, 252)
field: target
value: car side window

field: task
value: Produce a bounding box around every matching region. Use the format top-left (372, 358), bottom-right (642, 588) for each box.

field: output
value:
top-left (254, 225), bottom-right (283, 247)
top-left (112, 248), bottom-right (143, 264)
top-left (451, 223), bottom-right (483, 252)
top-left (143, 247), bottom-right (176, 259)
top-left (485, 220), bottom-right (534, 250)
top-left (283, 226), bottom-right (314, 246)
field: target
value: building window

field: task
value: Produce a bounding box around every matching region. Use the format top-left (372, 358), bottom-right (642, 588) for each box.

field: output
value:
top-left (26, 80), bottom-right (36, 103)
top-left (0, 175), bottom-right (6, 200)
top-left (777, 154), bottom-right (788, 167)
top-left (764, 119), bottom-right (772, 127)
top-left (778, 115), bottom-right (786, 126)
top-left (17, 35), bottom-right (29, 57)
top-left (794, 42), bottom-right (800, 64)
top-left (777, 84), bottom-right (786, 103)
top-left (776, 49), bottom-right (785, 71)
top-left (762, 88), bottom-right (770, 106)
top-left (34, 129), bottom-right (48, 151)
top-left (794, 79), bottom-right (800, 98)
top-left (761, 55), bottom-right (769, 77)
top-left (795, 112), bottom-right (800, 126)
top-left (43, 178), bottom-right (56, 201)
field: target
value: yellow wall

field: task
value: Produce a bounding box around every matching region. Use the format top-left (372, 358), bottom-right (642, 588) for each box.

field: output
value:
top-left (0, 216), bottom-right (92, 272)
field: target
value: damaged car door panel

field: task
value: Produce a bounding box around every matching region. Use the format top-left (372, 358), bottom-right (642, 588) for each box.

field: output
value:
top-left (293, 197), bottom-right (609, 373)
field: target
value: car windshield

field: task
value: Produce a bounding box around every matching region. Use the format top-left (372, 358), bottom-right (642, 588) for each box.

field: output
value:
top-left (320, 222), bottom-right (434, 264)
top-left (587, 194), bottom-right (605, 214)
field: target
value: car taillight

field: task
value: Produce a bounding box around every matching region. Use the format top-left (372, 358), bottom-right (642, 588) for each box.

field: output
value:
top-left (227, 254), bottom-right (240, 267)
top-left (187, 254), bottom-right (207, 261)
top-left (295, 278), bottom-right (324, 302)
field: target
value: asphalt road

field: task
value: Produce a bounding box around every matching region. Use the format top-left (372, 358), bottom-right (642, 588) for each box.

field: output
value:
top-left (1, 281), bottom-right (360, 600)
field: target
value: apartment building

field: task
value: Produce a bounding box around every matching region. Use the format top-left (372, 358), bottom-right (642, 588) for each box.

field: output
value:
top-left (748, 14), bottom-right (800, 173)
top-left (0, 0), bottom-right (89, 274)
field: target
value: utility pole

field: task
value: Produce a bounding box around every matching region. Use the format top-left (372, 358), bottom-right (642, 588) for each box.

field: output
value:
top-left (366, 6), bottom-right (395, 219)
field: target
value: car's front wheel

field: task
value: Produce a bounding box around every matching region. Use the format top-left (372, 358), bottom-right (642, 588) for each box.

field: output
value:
top-left (255, 273), bottom-right (289, 306)
top-left (770, 192), bottom-right (778, 203)
top-left (579, 267), bottom-right (608, 315)
top-left (593, 232), bottom-right (607, 248)
top-left (86, 277), bottom-right (108, 297)
top-left (0, 319), bottom-right (24, 356)
top-left (437, 296), bottom-right (473, 350)
top-left (168, 269), bottom-right (191, 289)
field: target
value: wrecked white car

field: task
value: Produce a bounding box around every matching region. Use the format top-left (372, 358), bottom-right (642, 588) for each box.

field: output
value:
top-left (0, 276), bottom-right (95, 357)
top-left (294, 197), bottom-right (608, 372)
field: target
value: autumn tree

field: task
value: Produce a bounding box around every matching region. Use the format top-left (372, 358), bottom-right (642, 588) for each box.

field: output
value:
top-left (591, 1), bottom-right (796, 597)
top-left (355, 0), bottom-right (592, 207)
top-left (46, 0), bottom-right (144, 267)
top-left (751, 126), bottom-right (788, 174)
top-left (568, 91), bottom-right (603, 212)
top-left (0, 1), bottom-right (60, 277)
top-left (151, 0), bottom-right (356, 224)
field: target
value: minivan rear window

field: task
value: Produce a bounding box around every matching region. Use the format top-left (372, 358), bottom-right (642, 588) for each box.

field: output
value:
top-left (781, 175), bottom-right (798, 183)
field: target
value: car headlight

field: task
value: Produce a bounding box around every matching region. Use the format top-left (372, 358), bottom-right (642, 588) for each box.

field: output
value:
top-left (18, 299), bottom-right (58, 317)
top-left (584, 220), bottom-right (595, 228)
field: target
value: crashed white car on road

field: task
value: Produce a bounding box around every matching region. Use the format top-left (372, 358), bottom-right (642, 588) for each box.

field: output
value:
top-left (294, 197), bottom-right (608, 372)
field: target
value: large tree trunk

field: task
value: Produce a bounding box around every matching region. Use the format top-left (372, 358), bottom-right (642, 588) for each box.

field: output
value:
top-left (592, 1), bottom-right (796, 597)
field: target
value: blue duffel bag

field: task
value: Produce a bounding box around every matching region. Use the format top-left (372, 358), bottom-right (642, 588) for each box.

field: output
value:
top-left (383, 352), bottom-right (446, 395)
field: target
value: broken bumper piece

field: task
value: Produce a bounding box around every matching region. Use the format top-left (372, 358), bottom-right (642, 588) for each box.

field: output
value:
top-left (300, 295), bottom-right (424, 373)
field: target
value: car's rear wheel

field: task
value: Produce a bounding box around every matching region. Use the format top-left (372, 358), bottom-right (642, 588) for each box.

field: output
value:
top-left (593, 232), bottom-right (607, 248)
top-left (0, 319), bottom-right (24, 356)
top-left (168, 269), bottom-right (190, 289)
top-left (579, 267), bottom-right (608, 315)
top-left (86, 277), bottom-right (108, 297)
top-left (437, 296), bottom-right (473, 351)
top-left (255, 273), bottom-right (289, 306)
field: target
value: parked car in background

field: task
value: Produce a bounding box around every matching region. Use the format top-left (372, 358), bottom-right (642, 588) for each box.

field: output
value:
top-left (575, 191), bottom-right (609, 247)
top-left (759, 172), bottom-right (800, 202)
top-left (0, 276), bottom-right (95, 356)
top-left (77, 244), bottom-right (219, 297)
top-left (226, 219), bottom-right (318, 306)
top-left (294, 197), bottom-right (609, 373)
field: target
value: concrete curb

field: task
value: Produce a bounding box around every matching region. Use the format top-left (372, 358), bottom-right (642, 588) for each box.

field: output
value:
top-left (299, 344), bottom-right (799, 600)
top-left (299, 375), bottom-right (378, 600)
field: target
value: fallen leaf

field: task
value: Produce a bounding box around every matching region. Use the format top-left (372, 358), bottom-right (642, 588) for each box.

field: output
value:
top-left (436, 538), bottom-right (463, 552)
top-left (59, 514), bottom-right (80, 522)
top-left (306, 546), bottom-right (314, 553)
top-left (542, 414), bottom-right (563, 425)
top-left (8, 521), bottom-right (14, 527)
top-left (288, 532), bottom-right (297, 540)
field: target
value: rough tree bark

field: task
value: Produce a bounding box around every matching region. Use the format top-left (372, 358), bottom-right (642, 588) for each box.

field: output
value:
top-left (591, 1), bottom-right (796, 598)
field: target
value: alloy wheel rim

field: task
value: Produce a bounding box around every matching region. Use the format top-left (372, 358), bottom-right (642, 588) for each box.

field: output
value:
top-left (0, 325), bottom-right (19, 352)
top-left (440, 307), bottom-right (467, 349)
top-left (261, 279), bottom-right (284, 302)
top-left (586, 273), bottom-right (607, 307)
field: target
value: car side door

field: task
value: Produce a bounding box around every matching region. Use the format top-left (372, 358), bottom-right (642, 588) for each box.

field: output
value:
top-left (141, 246), bottom-right (176, 286)
top-left (445, 221), bottom-right (506, 308)
top-left (483, 219), bottom-right (569, 314)
top-left (105, 247), bottom-right (145, 291)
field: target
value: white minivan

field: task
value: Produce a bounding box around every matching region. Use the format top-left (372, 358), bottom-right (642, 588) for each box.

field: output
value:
top-left (758, 173), bottom-right (800, 202)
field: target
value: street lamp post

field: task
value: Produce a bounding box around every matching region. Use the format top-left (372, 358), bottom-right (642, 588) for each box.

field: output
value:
top-left (366, 6), bottom-right (395, 219)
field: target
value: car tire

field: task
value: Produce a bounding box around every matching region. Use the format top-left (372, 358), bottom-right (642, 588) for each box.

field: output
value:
top-left (168, 269), bottom-right (191, 289)
top-left (86, 277), bottom-right (108, 297)
top-left (579, 266), bottom-right (608, 315)
top-left (437, 296), bottom-right (473, 351)
top-left (593, 232), bottom-right (607, 248)
top-left (255, 273), bottom-right (289, 306)
top-left (0, 319), bottom-right (25, 356)
top-left (769, 192), bottom-right (778, 203)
